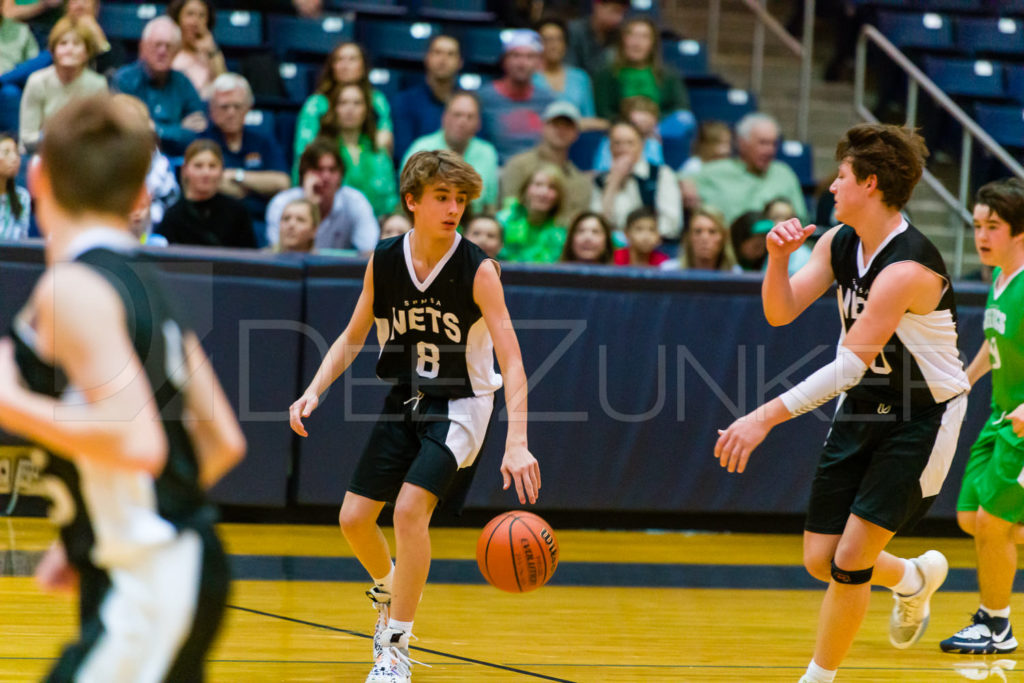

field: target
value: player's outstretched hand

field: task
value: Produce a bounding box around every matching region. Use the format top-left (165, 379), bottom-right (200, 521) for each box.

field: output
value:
top-left (766, 218), bottom-right (816, 259)
top-left (714, 413), bottom-right (771, 474)
top-left (501, 445), bottom-right (540, 505)
top-left (289, 393), bottom-right (319, 437)
top-left (35, 541), bottom-right (78, 594)
top-left (1011, 404), bottom-right (1024, 438)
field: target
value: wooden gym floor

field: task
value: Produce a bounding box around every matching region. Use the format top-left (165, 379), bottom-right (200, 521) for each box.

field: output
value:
top-left (2, 517), bottom-right (1023, 682)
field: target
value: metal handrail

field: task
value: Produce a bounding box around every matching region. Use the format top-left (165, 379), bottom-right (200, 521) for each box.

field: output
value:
top-left (854, 24), bottom-right (1024, 277)
top-left (706, 0), bottom-right (813, 140)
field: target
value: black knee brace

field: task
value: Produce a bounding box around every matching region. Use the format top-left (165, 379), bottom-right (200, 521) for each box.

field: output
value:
top-left (831, 559), bottom-right (873, 585)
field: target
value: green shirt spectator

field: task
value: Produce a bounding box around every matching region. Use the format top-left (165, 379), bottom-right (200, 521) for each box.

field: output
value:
top-left (292, 89), bottom-right (391, 182)
top-left (341, 133), bottom-right (397, 217)
top-left (593, 17), bottom-right (689, 120)
top-left (0, 16), bottom-right (38, 74)
top-left (497, 198), bottom-right (566, 264)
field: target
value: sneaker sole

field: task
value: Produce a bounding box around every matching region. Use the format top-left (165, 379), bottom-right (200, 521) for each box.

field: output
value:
top-left (940, 643), bottom-right (1018, 655)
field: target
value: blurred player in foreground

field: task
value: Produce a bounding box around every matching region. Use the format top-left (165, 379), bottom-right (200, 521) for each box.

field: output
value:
top-left (0, 92), bottom-right (246, 681)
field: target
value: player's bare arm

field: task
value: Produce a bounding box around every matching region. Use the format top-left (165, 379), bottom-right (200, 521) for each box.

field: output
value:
top-left (0, 265), bottom-right (167, 474)
top-left (762, 222), bottom-right (838, 326)
top-left (966, 339), bottom-right (992, 388)
top-left (289, 255), bottom-right (376, 437)
top-left (716, 260), bottom-right (945, 474)
top-left (180, 330), bottom-right (247, 488)
top-left (474, 260), bottom-right (540, 505)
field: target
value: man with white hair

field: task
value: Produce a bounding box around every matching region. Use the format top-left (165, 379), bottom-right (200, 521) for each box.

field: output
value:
top-left (692, 112), bottom-right (807, 226)
top-left (477, 29), bottom-right (558, 163)
top-left (200, 72), bottom-right (289, 221)
top-left (113, 15), bottom-right (206, 154)
top-left (400, 92), bottom-right (498, 212)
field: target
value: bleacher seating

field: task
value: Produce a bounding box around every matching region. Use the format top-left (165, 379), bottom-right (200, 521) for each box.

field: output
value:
top-left (267, 14), bottom-right (355, 60)
top-left (662, 39), bottom-right (712, 81)
top-left (326, 0), bottom-right (408, 17)
top-left (973, 104), bottom-right (1024, 149)
top-left (778, 141), bottom-right (815, 189)
top-left (1006, 66), bottom-right (1024, 105)
top-left (417, 0), bottom-right (495, 23)
top-left (876, 11), bottom-right (955, 50)
top-left (455, 26), bottom-right (507, 69)
top-left (688, 87), bottom-right (757, 126)
top-left (213, 10), bottom-right (264, 50)
top-left (955, 17), bottom-right (1024, 56)
top-left (923, 56), bottom-right (1005, 99)
top-left (278, 62), bottom-right (320, 105)
top-left (98, 2), bottom-right (160, 41)
top-left (356, 20), bottom-right (443, 63)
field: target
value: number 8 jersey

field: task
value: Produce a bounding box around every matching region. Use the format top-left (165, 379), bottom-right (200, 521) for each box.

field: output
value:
top-left (372, 232), bottom-right (503, 399)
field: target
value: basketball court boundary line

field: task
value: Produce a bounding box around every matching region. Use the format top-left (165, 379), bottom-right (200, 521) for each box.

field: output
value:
top-left (226, 604), bottom-right (577, 682)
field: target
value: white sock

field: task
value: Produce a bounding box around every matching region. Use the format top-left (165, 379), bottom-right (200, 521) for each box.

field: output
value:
top-left (981, 604), bottom-right (1011, 619)
top-left (373, 563), bottom-right (394, 595)
top-left (803, 659), bottom-right (836, 683)
top-left (388, 618), bottom-right (413, 633)
top-left (892, 558), bottom-right (923, 596)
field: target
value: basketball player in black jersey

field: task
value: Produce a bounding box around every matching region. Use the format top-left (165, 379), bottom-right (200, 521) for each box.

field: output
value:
top-left (0, 93), bottom-right (246, 681)
top-left (289, 150), bottom-right (540, 683)
top-left (715, 124), bottom-right (969, 683)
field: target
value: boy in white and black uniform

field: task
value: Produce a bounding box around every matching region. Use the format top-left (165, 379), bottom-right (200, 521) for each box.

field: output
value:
top-left (290, 150), bottom-right (540, 683)
top-left (714, 123), bottom-right (969, 683)
top-left (0, 94), bottom-right (246, 682)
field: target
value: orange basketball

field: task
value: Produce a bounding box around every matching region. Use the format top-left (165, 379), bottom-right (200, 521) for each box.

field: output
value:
top-left (476, 511), bottom-right (559, 593)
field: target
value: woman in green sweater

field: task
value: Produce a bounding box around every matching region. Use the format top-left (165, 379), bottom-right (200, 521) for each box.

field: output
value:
top-left (292, 40), bottom-right (392, 180)
top-left (496, 164), bottom-right (568, 264)
top-left (593, 17), bottom-right (689, 121)
top-left (318, 82), bottom-right (397, 217)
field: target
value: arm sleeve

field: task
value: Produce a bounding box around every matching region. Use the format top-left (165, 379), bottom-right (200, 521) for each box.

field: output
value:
top-left (779, 345), bottom-right (868, 417)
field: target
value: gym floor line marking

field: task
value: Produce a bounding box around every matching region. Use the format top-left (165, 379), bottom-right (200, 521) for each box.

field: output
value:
top-left (226, 604), bottom-right (577, 683)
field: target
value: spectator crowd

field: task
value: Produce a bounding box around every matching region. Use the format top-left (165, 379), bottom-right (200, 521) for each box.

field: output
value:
top-left (0, 0), bottom-right (813, 274)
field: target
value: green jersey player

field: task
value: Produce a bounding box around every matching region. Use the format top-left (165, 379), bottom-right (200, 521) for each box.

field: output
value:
top-left (943, 178), bottom-right (1024, 655)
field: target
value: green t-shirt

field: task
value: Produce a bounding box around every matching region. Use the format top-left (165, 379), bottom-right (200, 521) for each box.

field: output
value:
top-left (617, 67), bottom-right (661, 104)
top-left (985, 265), bottom-right (1024, 416)
top-left (496, 199), bottom-right (566, 264)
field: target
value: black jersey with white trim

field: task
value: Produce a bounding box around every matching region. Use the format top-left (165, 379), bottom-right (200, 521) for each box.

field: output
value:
top-left (830, 220), bottom-right (968, 408)
top-left (10, 236), bottom-right (214, 567)
top-left (371, 232), bottom-right (502, 399)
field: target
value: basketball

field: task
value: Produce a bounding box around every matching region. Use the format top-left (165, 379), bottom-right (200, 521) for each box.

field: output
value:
top-left (476, 511), bottom-right (559, 593)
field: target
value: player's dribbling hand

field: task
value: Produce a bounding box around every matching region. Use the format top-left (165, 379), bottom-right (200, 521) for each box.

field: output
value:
top-left (714, 413), bottom-right (771, 474)
top-left (766, 218), bottom-right (816, 259)
top-left (1010, 404), bottom-right (1024, 438)
top-left (501, 445), bottom-right (540, 505)
top-left (288, 393), bottom-right (319, 437)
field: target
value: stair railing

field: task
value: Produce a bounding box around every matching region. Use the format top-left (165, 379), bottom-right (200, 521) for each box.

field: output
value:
top-left (855, 24), bottom-right (1024, 278)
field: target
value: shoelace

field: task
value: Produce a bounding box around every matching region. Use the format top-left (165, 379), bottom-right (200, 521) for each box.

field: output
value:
top-left (403, 391), bottom-right (425, 411)
top-left (895, 592), bottom-right (926, 626)
top-left (954, 615), bottom-right (993, 640)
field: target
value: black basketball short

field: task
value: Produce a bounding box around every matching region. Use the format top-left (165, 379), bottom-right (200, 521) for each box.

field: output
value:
top-left (349, 385), bottom-right (494, 504)
top-left (46, 523), bottom-right (229, 682)
top-left (805, 393), bottom-right (966, 535)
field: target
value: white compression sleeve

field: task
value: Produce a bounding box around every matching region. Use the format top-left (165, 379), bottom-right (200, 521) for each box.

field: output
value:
top-left (779, 346), bottom-right (869, 417)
